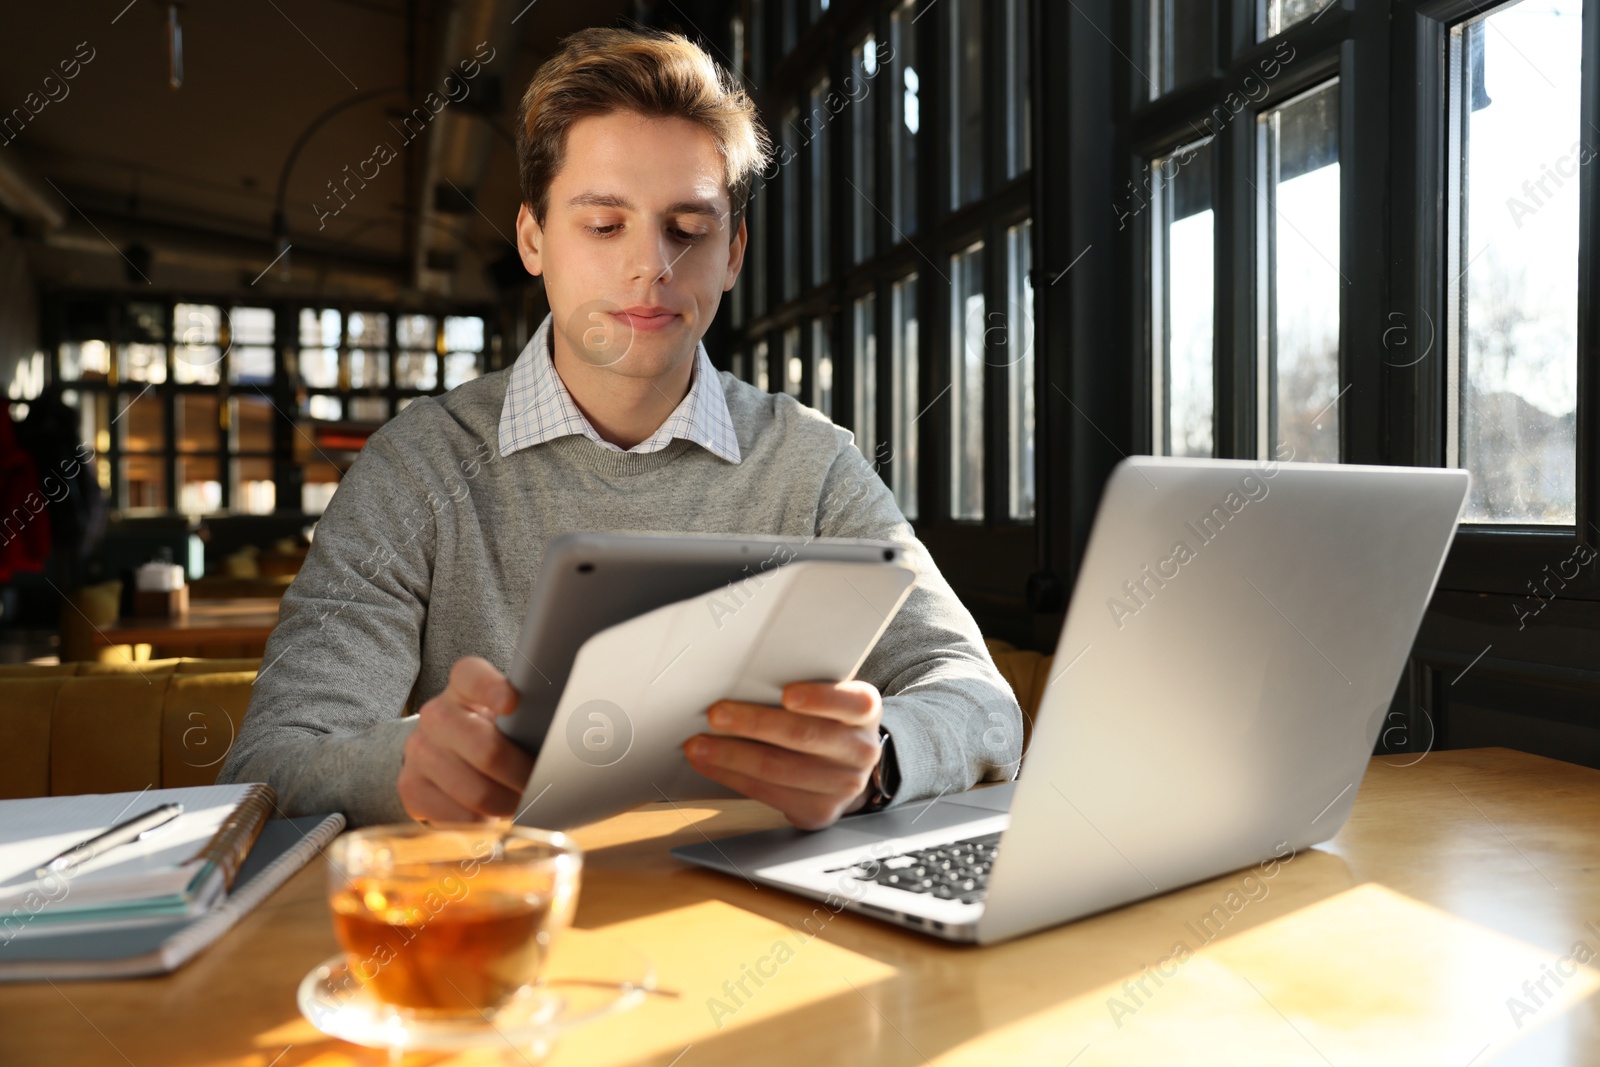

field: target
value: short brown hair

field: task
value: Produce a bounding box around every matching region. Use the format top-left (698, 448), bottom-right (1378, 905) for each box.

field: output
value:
top-left (515, 26), bottom-right (772, 238)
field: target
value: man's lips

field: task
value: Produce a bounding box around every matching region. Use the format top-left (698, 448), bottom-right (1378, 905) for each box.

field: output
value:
top-left (609, 310), bottom-right (679, 331)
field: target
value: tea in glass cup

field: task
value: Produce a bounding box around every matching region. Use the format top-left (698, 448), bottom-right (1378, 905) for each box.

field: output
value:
top-left (326, 823), bottom-right (582, 1021)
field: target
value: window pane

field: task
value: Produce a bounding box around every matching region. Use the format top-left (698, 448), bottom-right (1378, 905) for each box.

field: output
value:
top-left (1263, 0), bottom-right (1330, 39)
top-left (444, 352), bottom-right (480, 390)
top-left (891, 273), bottom-right (920, 519)
top-left (396, 314), bottom-right (435, 349)
top-left (783, 325), bottom-right (803, 398)
top-left (732, 350), bottom-right (747, 382)
top-left (300, 309), bottom-right (341, 347)
top-left (782, 105), bottom-right (801, 299)
top-left (60, 341), bottom-right (110, 381)
top-left (443, 316), bottom-right (484, 351)
top-left (349, 397), bottom-right (389, 422)
top-left (1450, 3), bottom-right (1581, 524)
top-left (950, 242), bottom-right (985, 519)
top-left (753, 339), bottom-right (771, 392)
top-left (119, 389), bottom-right (164, 452)
top-left (122, 343), bottom-right (166, 384)
top-left (853, 293), bottom-right (878, 463)
top-left (178, 456), bottom-right (220, 516)
top-left (348, 311), bottom-right (388, 349)
top-left (808, 77), bottom-right (831, 287)
top-left (300, 348), bottom-right (339, 389)
top-left (231, 347), bottom-right (274, 385)
top-left (812, 318), bottom-right (834, 418)
top-left (229, 306), bottom-right (274, 345)
top-left (1260, 80), bottom-right (1341, 463)
top-left (175, 303), bottom-right (223, 385)
top-left (850, 35), bottom-right (879, 264)
top-left (1150, 0), bottom-right (1215, 99)
top-left (232, 395), bottom-right (273, 452)
top-left (234, 457), bottom-right (275, 515)
top-left (178, 395), bottom-right (219, 453)
top-left (122, 455), bottom-right (166, 510)
top-left (949, 0), bottom-right (984, 209)
top-left (892, 0), bottom-right (921, 236)
top-left (396, 353), bottom-right (437, 390)
top-left (1006, 220), bottom-right (1036, 519)
top-left (750, 184), bottom-right (768, 317)
top-left (1152, 138), bottom-right (1216, 457)
top-left (350, 350), bottom-right (388, 389)
top-left (306, 395), bottom-right (342, 421)
top-left (302, 462), bottom-right (340, 515)
top-left (1004, 0), bottom-right (1032, 176)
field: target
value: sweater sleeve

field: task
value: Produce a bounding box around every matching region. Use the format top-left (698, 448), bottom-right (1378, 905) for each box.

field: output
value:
top-left (813, 436), bottom-right (1024, 805)
top-left (213, 430), bottom-right (436, 827)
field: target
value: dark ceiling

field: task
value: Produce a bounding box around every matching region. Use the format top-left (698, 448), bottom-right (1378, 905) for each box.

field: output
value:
top-left (0, 0), bottom-right (732, 306)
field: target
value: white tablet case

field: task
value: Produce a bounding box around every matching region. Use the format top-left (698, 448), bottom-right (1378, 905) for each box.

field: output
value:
top-left (512, 558), bottom-right (918, 830)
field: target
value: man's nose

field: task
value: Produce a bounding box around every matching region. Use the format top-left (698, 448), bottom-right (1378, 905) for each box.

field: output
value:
top-left (629, 227), bottom-right (679, 286)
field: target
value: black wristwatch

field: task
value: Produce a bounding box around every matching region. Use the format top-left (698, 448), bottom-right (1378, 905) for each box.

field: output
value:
top-left (857, 727), bottom-right (900, 814)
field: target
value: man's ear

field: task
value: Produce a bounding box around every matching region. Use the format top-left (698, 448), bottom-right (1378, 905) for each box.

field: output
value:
top-left (723, 216), bottom-right (747, 292)
top-left (516, 203), bottom-right (544, 277)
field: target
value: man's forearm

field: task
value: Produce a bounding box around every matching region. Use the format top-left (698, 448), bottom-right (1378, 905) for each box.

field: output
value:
top-left (220, 714), bottom-right (419, 827)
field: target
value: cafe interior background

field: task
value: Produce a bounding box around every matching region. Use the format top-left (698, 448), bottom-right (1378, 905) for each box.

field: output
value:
top-left (0, 0), bottom-right (1595, 772)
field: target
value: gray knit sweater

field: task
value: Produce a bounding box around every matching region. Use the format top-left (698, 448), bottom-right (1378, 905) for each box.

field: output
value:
top-left (215, 366), bottom-right (1024, 827)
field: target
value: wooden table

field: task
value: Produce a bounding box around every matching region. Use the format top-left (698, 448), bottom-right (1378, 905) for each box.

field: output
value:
top-left (94, 597), bottom-right (281, 658)
top-left (5, 748), bottom-right (1599, 1066)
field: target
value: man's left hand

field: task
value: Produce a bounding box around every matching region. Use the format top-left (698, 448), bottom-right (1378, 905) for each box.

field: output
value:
top-left (683, 680), bottom-right (883, 830)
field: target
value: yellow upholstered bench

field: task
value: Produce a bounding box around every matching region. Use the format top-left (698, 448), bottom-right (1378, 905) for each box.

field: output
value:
top-left (0, 639), bottom-right (1054, 802)
top-left (0, 658), bottom-right (260, 800)
top-left (984, 638), bottom-right (1055, 758)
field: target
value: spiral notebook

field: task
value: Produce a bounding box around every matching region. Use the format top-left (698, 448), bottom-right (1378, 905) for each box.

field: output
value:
top-left (0, 785), bottom-right (344, 980)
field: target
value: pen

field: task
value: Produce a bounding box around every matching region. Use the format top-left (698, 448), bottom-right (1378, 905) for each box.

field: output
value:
top-left (34, 802), bottom-right (185, 878)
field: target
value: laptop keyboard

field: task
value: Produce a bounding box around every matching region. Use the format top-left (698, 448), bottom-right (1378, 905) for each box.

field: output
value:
top-left (831, 832), bottom-right (1002, 905)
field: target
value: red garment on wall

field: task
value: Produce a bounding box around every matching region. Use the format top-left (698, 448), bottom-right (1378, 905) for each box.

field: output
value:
top-left (0, 404), bottom-right (51, 581)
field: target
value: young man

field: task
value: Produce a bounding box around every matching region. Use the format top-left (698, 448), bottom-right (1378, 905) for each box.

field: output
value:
top-left (217, 27), bottom-right (1023, 829)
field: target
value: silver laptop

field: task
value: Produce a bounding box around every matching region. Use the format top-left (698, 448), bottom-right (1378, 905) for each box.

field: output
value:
top-left (672, 456), bottom-right (1471, 944)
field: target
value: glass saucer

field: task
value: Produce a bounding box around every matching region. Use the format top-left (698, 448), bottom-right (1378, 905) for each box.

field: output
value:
top-left (297, 929), bottom-right (653, 1055)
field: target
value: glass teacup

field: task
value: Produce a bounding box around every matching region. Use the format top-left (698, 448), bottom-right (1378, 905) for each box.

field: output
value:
top-left (325, 823), bottom-right (582, 1022)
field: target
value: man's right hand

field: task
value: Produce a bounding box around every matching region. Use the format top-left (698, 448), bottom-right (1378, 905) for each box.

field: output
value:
top-left (398, 656), bottom-right (535, 823)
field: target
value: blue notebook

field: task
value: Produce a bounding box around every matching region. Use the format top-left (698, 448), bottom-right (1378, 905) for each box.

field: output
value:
top-left (0, 813), bottom-right (344, 981)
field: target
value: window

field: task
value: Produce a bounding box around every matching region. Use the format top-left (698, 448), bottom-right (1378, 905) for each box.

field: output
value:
top-left (1006, 220), bottom-right (1036, 519)
top-left (395, 314), bottom-right (438, 391)
top-left (298, 308), bottom-right (340, 390)
top-left (853, 293), bottom-right (877, 463)
top-left (49, 297), bottom-right (489, 514)
top-left (950, 242), bottom-right (985, 519)
top-left (1259, 80), bottom-right (1341, 463)
top-left (443, 316), bottom-right (485, 390)
top-left (949, 0), bottom-right (985, 209)
top-left (1148, 0), bottom-right (1215, 100)
top-left (1448, 2), bottom-right (1582, 524)
top-left (891, 273), bottom-right (920, 520)
top-left (753, 338), bottom-right (771, 393)
top-left (1151, 138), bottom-right (1216, 458)
top-left (782, 104), bottom-right (801, 300)
top-left (808, 77), bottom-right (832, 287)
top-left (174, 303), bottom-right (223, 386)
top-left (891, 0), bottom-right (921, 237)
top-left (1004, 0), bottom-right (1032, 178)
top-left (850, 35), bottom-right (879, 265)
top-left (783, 325), bottom-right (803, 398)
top-left (228, 306), bottom-right (274, 384)
top-left (1262, 0), bottom-right (1330, 40)
top-left (812, 317), bottom-right (834, 418)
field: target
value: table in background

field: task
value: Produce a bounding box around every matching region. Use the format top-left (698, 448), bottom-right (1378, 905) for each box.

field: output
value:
top-left (93, 596), bottom-right (281, 659)
top-left (4, 748), bottom-right (1599, 1066)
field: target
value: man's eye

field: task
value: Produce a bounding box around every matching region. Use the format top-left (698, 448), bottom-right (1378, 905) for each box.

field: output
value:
top-left (671, 228), bottom-right (708, 243)
top-left (585, 224), bottom-right (620, 236)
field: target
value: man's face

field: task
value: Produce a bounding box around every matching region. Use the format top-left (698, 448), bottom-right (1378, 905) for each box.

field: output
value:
top-left (516, 109), bottom-right (747, 379)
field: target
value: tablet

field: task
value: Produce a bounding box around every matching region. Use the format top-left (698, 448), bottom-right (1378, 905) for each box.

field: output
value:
top-left (496, 531), bottom-right (906, 755)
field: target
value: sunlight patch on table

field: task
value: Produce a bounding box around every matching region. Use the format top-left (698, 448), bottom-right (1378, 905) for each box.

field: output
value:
top-left (929, 883), bottom-right (1600, 1066)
